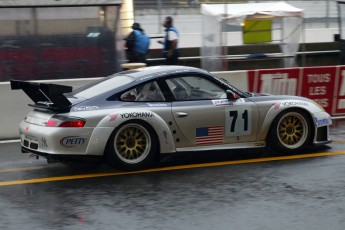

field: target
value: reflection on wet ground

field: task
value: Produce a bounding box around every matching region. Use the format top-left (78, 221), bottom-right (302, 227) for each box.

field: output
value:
top-left (0, 118), bottom-right (344, 230)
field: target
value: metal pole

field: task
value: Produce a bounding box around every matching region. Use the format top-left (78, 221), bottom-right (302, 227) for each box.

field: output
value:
top-left (31, 8), bottom-right (38, 35)
top-left (301, 17), bottom-right (306, 67)
top-left (326, 0), bottom-right (330, 28)
top-left (157, 0), bottom-right (162, 34)
top-left (222, 0), bottom-right (228, 71)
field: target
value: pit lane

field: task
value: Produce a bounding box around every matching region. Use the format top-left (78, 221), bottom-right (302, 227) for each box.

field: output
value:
top-left (0, 118), bottom-right (345, 230)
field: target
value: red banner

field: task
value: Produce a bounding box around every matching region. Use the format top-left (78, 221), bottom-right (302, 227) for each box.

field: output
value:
top-left (254, 68), bottom-right (301, 95)
top-left (300, 66), bottom-right (336, 114)
top-left (247, 70), bottom-right (256, 92)
top-left (334, 66), bottom-right (345, 115)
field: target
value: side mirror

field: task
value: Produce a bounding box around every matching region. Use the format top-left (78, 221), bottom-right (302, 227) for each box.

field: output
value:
top-left (226, 90), bottom-right (238, 100)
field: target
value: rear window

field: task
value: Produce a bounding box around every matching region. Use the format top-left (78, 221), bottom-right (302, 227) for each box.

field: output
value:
top-left (68, 75), bottom-right (134, 99)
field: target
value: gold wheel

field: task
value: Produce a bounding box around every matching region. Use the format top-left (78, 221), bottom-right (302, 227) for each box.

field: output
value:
top-left (276, 112), bottom-right (308, 149)
top-left (114, 123), bottom-right (151, 164)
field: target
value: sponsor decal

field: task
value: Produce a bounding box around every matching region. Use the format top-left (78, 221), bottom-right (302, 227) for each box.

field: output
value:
top-left (163, 131), bottom-right (168, 144)
top-left (212, 98), bottom-right (245, 106)
top-left (314, 117), bottom-right (332, 127)
top-left (147, 103), bottom-right (168, 107)
top-left (120, 112), bottom-right (155, 119)
top-left (74, 106), bottom-right (99, 111)
top-left (196, 126), bottom-right (223, 145)
top-left (41, 137), bottom-right (48, 148)
top-left (60, 136), bottom-right (86, 148)
top-left (212, 99), bottom-right (233, 106)
top-left (274, 103), bottom-right (281, 110)
top-left (108, 114), bottom-right (118, 122)
top-left (258, 72), bottom-right (298, 95)
top-left (280, 101), bottom-right (309, 107)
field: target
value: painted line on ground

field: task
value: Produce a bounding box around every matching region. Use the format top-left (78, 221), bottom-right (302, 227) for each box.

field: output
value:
top-left (0, 166), bottom-right (45, 173)
top-left (0, 150), bottom-right (345, 187)
top-left (332, 140), bottom-right (345, 144)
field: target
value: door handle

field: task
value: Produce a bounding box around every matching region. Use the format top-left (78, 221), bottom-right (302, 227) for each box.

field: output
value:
top-left (176, 112), bottom-right (188, 118)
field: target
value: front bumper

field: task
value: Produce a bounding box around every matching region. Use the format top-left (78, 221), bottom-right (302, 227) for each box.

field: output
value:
top-left (312, 112), bottom-right (332, 145)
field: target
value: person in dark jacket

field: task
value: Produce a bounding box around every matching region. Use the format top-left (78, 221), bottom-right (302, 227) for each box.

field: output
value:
top-left (162, 16), bottom-right (179, 65)
top-left (125, 23), bottom-right (150, 63)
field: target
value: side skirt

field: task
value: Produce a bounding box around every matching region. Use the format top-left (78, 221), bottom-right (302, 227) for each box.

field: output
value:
top-left (175, 141), bottom-right (266, 152)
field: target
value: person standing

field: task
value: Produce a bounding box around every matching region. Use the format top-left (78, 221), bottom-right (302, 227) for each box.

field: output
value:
top-left (124, 22), bottom-right (150, 63)
top-left (162, 16), bottom-right (179, 65)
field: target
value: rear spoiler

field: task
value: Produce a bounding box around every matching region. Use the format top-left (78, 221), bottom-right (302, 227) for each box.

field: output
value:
top-left (10, 80), bottom-right (72, 109)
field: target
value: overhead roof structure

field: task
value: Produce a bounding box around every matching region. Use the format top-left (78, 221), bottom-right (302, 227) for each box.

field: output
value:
top-left (200, 1), bottom-right (304, 71)
top-left (0, 0), bottom-right (122, 8)
top-left (201, 1), bottom-right (303, 21)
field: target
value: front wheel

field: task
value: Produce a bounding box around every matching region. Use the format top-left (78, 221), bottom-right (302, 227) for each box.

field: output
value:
top-left (105, 122), bottom-right (157, 171)
top-left (269, 110), bottom-right (312, 153)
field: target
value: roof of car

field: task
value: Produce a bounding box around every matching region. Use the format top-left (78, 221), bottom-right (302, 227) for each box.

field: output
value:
top-left (119, 65), bottom-right (210, 81)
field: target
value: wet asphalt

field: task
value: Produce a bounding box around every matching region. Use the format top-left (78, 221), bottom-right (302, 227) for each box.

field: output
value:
top-left (1, 119), bottom-right (345, 230)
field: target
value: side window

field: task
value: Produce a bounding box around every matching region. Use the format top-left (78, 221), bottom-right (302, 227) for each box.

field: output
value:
top-left (166, 76), bottom-right (226, 101)
top-left (120, 81), bottom-right (165, 102)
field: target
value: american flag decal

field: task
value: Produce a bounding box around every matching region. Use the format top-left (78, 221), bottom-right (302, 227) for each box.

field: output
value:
top-left (195, 126), bottom-right (223, 145)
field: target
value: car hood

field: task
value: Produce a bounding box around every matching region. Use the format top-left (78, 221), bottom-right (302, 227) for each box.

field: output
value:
top-left (247, 93), bottom-right (311, 103)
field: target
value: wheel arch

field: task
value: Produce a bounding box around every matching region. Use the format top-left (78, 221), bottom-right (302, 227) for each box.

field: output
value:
top-left (105, 119), bottom-right (161, 160)
top-left (259, 106), bottom-right (315, 142)
top-left (96, 109), bottom-right (176, 155)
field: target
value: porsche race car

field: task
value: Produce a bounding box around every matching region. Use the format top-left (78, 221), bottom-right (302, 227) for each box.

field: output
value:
top-left (11, 66), bottom-right (332, 170)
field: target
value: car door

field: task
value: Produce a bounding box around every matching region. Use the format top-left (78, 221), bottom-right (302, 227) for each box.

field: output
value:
top-left (165, 74), bottom-right (259, 149)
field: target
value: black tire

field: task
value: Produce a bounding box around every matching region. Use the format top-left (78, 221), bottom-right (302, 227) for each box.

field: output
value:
top-left (269, 110), bottom-right (312, 153)
top-left (105, 121), bottom-right (157, 171)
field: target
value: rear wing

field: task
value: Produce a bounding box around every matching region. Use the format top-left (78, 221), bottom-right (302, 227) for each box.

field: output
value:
top-left (10, 80), bottom-right (72, 109)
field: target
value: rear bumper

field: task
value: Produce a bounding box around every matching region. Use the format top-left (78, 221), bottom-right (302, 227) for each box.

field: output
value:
top-left (21, 146), bottom-right (103, 163)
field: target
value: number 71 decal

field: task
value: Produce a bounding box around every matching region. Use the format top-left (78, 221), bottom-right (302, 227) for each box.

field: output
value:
top-left (225, 107), bottom-right (252, 136)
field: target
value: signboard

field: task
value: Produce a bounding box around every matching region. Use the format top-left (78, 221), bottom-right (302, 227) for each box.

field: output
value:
top-left (300, 66), bottom-right (336, 114)
top-left (334, 66), bottom-right (345, 114)
top-left (253, 68), bottom-right (301, 95)
top-left (243, 20), bottom-right (272, 44)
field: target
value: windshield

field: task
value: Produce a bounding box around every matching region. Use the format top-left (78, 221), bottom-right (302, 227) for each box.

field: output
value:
top-left (67, 75), bottom-right (135, 100)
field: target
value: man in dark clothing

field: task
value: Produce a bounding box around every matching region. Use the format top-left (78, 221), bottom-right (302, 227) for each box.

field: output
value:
top-left (162, 16), bottom-right (179, 65)
top-left (125, 23), bottom-right (150, 63)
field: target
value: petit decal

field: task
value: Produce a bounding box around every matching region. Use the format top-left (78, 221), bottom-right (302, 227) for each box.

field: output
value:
top-left (60, 136), bottom-right (86, 148)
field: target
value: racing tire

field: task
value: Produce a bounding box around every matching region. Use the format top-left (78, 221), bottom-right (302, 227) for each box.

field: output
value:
top-left (269, 110), bottom-right (312, 153)
top-left (105, 121), bottom-right (157, 171)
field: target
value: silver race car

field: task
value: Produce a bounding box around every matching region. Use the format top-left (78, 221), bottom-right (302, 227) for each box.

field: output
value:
top-left (11, 66), bottom-right (332, 170)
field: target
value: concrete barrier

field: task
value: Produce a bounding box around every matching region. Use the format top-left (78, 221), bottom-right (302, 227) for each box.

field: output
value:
top-left (0, 78), bottom-right (97, 140)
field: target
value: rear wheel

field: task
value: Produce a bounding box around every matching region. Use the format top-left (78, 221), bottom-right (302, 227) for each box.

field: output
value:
top-left (269, 110), bottom-right (312, 153)
top-left (105, 122), bottom-right (157, 171)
